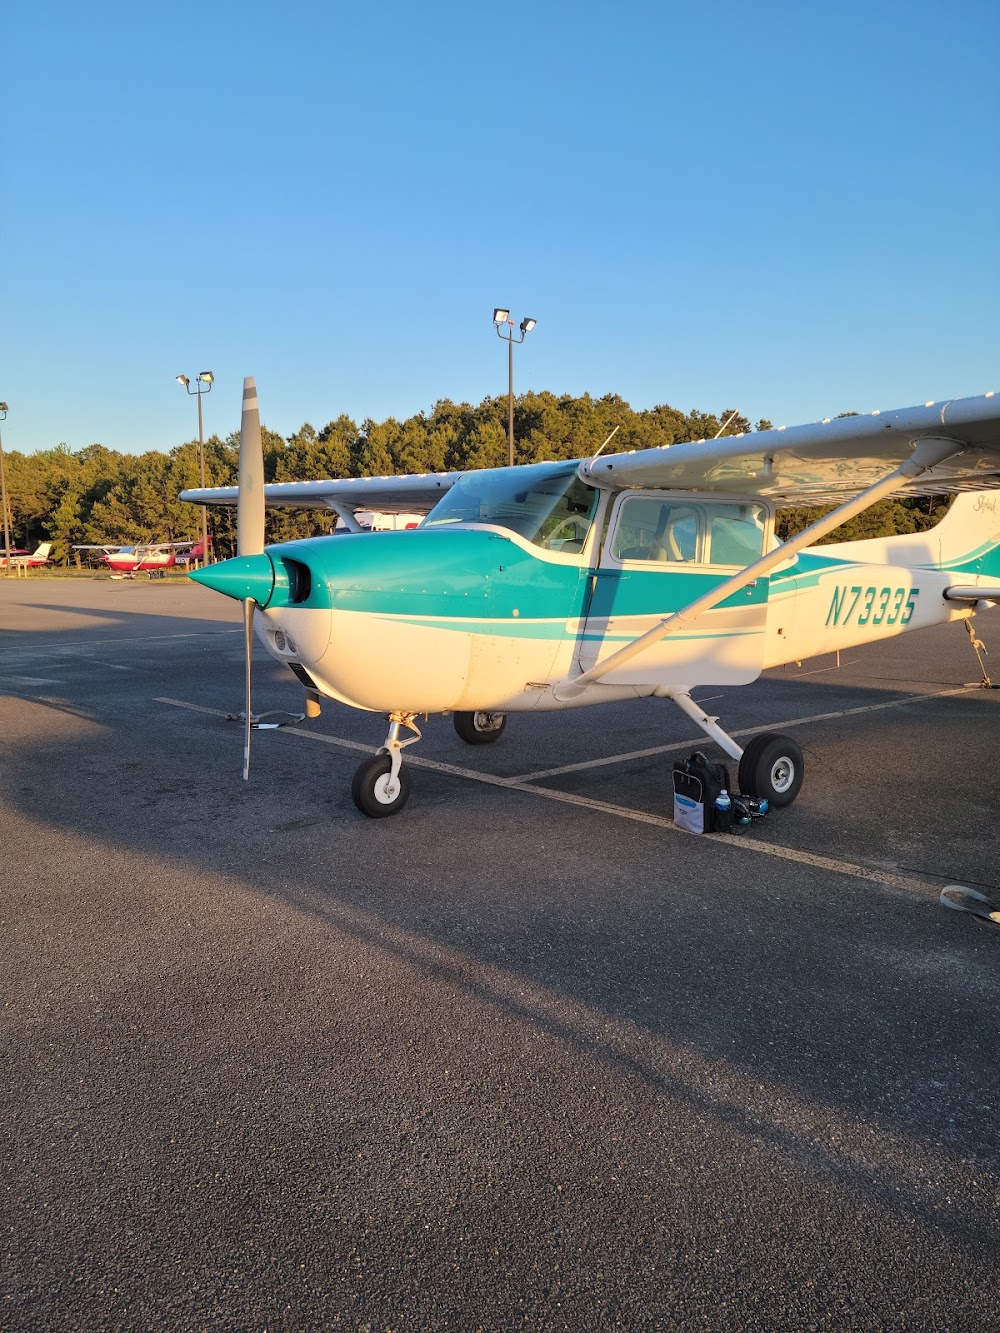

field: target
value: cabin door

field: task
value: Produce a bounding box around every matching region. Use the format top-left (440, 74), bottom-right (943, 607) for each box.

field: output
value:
top-left (578, 493), bottom-right (772, 690)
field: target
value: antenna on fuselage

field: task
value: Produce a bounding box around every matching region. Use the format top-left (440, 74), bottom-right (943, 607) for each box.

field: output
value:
top-left (590, 424), bottom-right (621, 461)
top-left (713, 410), bottom-right (740, 439)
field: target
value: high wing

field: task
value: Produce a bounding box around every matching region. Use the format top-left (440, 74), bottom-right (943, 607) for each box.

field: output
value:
top-left (133, 541), bottom-right (196, 551)
top-left (180, 472), bottom-right (461, 517)
top-left (73, 541), bottom-right (196, 552)
top-left (582, 392), bottom-right (1000, 504)
top-left (179, 395), bottom-right (1000, 515)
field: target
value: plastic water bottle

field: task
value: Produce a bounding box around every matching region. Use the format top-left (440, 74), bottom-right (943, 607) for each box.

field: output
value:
top-left (713, 788), bottom-right (732, 833)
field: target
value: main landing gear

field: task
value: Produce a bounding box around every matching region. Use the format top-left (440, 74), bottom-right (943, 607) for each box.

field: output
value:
top-left (737, 731), bottom-right (803, 806)
top-left (453, 711), bottom-right (507, 745)
top-left (666, 691), bottom-right (804, 807)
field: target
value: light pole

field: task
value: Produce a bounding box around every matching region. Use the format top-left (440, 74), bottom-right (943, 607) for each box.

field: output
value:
top-left (493, 309), bottom-right (536, 467)
top-left (0, 404), bottom-right (11, 578)
top-left (176, 371), bottom-right (214, 566)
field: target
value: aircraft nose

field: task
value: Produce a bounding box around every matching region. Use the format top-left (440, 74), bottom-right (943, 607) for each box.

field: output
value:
top-left (189, 553), bottom-right (276, 605)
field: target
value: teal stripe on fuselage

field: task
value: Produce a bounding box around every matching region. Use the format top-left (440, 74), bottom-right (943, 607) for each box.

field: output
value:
top-left (771, 538), bottom-right (1000, 588)
top-left (268, 529), bottom-right (587, 620)
top-left (268, 528), bottom-right (769, 626)
top-left (585, 567), bottom-right (768, 620)
top-left (267, 522), bottom-right (1000, 636)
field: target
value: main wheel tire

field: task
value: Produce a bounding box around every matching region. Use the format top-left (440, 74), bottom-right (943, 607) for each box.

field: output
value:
top-left (453, 710), bottom-right (507, 745)
top-left (351, 754), bottom-right (412, 818)
top-left (738, 732), bottom-right (804, 807)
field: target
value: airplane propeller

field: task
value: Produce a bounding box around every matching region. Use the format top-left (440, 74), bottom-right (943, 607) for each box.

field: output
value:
top-left (237, 376), bottom-right (265, 780)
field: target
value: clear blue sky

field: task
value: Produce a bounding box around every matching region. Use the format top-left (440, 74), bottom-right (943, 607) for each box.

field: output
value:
top-left (4, 0), bottom-right (998, 456)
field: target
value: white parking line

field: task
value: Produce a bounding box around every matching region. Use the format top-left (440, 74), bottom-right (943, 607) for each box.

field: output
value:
top-left (509, 685), bottom-right (975, 781)
top-left (155, 694), bottom-right (963, 901)
top-left (0, 675), bottom-right (63, 686)
top-left (2, 629), bottom-right (242, 658)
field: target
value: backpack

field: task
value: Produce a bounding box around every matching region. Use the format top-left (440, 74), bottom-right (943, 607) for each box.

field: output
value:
top-left (672, 751), bottom-right (732, 834)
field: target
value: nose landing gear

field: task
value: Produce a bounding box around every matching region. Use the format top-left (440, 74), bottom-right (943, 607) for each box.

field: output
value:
top-left (351, 712), bottom-right (422, 818)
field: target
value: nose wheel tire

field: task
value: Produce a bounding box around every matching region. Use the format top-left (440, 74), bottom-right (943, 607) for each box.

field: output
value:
top-left (351, 754), bottom-right (412, 818)
top-left (453, 710), bottom-right (507, 745)
top-left (738, 732), bottom-right (804, 807)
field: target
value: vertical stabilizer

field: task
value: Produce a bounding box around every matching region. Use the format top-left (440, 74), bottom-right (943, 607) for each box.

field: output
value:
top-left (932, 491), bottom-right (1000, 578)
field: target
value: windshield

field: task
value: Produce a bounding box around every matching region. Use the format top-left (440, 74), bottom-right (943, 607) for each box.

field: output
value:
top-left (422, 463), bottom-right (599, 553)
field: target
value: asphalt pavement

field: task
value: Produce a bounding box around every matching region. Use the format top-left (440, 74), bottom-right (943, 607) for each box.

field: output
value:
top-left (1, 576), bottom-right (998, 1331)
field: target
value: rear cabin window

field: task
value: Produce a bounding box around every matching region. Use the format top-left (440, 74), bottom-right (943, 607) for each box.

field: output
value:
top-left (611, 499), bottom-right (767, 566)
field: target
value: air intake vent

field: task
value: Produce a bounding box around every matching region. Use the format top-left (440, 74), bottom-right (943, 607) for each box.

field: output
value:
top-left (281, 558), bottom-right (312, 603)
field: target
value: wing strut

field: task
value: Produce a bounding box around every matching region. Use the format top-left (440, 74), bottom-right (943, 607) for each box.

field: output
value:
top-left (326, 501), bottom-right (366, 533)
top-left (557, 436), bottom-right (963, 700)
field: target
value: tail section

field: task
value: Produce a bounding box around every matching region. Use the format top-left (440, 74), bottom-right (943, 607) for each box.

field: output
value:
top-left (765, 489), bottom-right (1000, 668)
top-left (930, 492), bottom-right (1000, 580)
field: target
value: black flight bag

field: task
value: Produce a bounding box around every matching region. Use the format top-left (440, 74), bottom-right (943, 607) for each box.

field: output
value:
top-left (671, 751), bottom-right (732, 834)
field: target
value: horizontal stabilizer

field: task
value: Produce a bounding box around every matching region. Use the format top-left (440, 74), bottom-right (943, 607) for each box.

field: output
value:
top-left (943, 585), bottom-right (1000, 601)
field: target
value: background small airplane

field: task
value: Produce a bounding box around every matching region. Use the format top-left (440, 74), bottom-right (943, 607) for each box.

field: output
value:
top-left (182, 379), bottom-right (1000, 819)
top-left (173, 539), bottom-right (212, 566)
top-left (73, 540), bottom-right (200, 576)
top-left (0, 541), bottom-right (53, 568)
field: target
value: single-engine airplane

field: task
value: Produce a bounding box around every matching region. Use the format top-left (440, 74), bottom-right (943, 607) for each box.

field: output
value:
top-left (0, 541), bottom-right (54, 568)
top-left (73, 540), bottom-right (201, 576)
top-left (182, 378), bottom-right (1000, 818)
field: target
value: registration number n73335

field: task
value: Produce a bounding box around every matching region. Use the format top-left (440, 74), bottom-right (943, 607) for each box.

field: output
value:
top-left (825, 585), bottom-right (920, 628)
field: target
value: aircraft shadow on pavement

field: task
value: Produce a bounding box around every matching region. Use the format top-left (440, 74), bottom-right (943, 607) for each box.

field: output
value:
top-left (3, 597), bottom-right (999, 1269)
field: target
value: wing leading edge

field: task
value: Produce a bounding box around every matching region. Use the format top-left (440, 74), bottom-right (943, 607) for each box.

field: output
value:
top-left (180, 471), bottom-right (462, 515)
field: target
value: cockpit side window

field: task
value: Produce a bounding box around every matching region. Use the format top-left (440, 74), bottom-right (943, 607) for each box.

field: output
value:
top-left (612, 499), bottom-right (700, 563)
top-left (610, 497), bottom-right (767, 566)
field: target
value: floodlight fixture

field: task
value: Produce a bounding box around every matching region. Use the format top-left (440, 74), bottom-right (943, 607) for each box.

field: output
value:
top-left (176, 371), bottom-right (214, 567)
top-left (492, 309), bottom-right (538, 467)
top-left (0, 403), bottom-right (7, 413)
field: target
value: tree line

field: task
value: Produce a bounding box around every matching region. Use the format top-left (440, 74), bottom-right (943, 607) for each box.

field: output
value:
top-left (0, 391), bottom-right (945, 563)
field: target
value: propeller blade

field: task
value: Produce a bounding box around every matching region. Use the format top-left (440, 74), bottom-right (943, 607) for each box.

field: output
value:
top-left (238, 376), bottom-right (264, 780)
top-left (237, 376), bottom-right (265, 558)
top-left (243, 597), bottom-right (254, 780)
